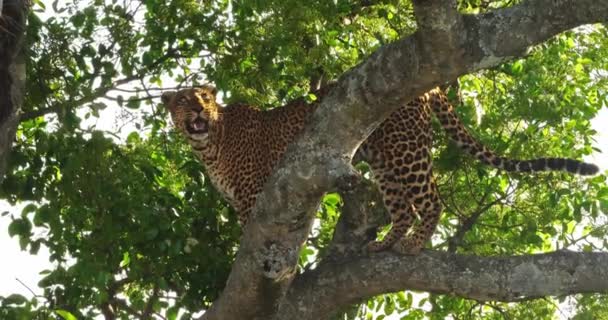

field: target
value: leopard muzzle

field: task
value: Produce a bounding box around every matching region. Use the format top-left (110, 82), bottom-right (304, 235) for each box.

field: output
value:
top-left (186, 117), bottom-right (208, 135)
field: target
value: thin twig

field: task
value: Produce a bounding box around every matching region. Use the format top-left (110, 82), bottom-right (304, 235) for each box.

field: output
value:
top-left (15, 277), bottom-right (42, 298)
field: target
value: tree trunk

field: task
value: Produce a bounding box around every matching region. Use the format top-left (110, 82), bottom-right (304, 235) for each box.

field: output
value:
top-left (0, 0), bottom-right (27, 183)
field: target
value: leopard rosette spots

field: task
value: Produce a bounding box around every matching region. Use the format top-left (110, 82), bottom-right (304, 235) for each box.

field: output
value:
top-left (162, 86), bottom-right (598, 255)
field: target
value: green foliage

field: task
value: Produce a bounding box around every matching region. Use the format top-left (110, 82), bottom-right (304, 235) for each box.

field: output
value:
top-left (3, 125), bottom-right (239, 316)
top-left (1, 0), bottom-right (606, 318)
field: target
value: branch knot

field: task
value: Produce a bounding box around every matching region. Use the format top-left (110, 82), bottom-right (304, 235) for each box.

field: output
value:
top-left (256, 242), bottom-right (298, 280)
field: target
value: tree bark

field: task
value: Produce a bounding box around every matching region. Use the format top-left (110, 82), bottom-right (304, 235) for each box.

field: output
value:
top-left (279, 250), bottom-right (608, 319)
top-left (199, 0), bottom-right (608, 319)
top-left (0, 0), bottom-right (28, 184)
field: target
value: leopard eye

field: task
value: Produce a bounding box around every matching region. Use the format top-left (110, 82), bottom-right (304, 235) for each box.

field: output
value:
top-left (178, 97), bottom-right (188, 105)
top-left (201, 93), bottom-right (210, 102)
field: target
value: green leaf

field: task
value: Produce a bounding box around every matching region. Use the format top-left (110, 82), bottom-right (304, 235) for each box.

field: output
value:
top-left (70, 13), bottom-right (85, 27)
top-left (384, 296), bottom-right (395, 314)
top-left (4, 294), bottom-right (27, 305)
top-left (126, 98), bottom-right (141, 109)
top-left (19, 235), bottom-right (29, 250)
top-left (600, 199), bottom-right (608, 213)
top-left (299, 246), bottom-right (315, 265)
top-left (55, 309), bottom-right (78, 320)
top-left (305, 93), bottom-right (317, 103)
top-left (21, 203), bottom-right (37, 217)
top-left (511, 60), bottom-right (524, 75)
top-left (145, 228), bottom-right (159, 240)
top-left (8, 218), bottom-right (32, 238)
top-left (29, 240), bottom-right (41, 255)
top-left (166, 306), bottom-right (179, 320)
top-left (120, 251), bottom-right (131, 268)
top-left (33, 206), bottom-right (52, 227)
top-left (142, 52), bottom-right (154, 67)
top-left (324, 193), bottom-right (341, 206)
top-left (127, 132), bottom-right (141, 144)
top-left (598, 187), bottom-right (608, 199)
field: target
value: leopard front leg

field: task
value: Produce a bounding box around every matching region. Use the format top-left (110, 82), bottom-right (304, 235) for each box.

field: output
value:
top-left (238, 209), bottom-right (250, 226)
top-left (234, 190), bottom-right (260, 227)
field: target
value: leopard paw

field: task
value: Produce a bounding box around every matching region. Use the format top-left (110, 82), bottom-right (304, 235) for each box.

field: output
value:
top-left (392, 238), bottom-right (423, 255)
top-left (364, 240), bottom-right (389, 253)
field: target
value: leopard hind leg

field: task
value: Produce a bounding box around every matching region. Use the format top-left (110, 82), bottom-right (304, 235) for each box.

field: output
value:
top-left (393, 178), bottom-right (442, 255)
top-left (365, 177), bottom-right (417, 252)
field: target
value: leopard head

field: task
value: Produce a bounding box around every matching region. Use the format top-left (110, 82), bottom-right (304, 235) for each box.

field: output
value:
top-left (161, 85), bottom-right (220, 143)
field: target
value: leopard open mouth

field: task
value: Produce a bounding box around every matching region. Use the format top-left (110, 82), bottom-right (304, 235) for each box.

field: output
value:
top-left (186, 118), bottom-right (208, 134)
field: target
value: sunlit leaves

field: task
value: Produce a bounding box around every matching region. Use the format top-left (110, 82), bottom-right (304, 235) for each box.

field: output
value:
top-left (55, 309), bottom-right (77, 320)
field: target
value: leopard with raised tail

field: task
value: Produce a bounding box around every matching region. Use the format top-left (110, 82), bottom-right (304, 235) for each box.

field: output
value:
top-left (161, 85), bottom-right (598, 255)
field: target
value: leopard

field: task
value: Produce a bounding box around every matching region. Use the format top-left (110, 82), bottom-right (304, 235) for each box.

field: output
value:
top-left (161, 84), bottom-right (598, 255)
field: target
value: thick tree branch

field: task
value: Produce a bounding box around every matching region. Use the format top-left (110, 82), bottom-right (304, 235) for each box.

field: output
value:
top-left (279, 250), bottom-right (608, 319)
top-left (200, 1), bottom-right (608, 319)
top-left (412, 0), bottom-right (460, 33)
top-left (464, 0), bottom-right (608, 70)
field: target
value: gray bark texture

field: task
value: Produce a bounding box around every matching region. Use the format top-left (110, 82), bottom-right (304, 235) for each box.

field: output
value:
top-left (0, 0), bottom-right (28, 184)
top-left (200, 0), bottom-right (608, 319)
top-left (280, 250), bottom-right (608, 319)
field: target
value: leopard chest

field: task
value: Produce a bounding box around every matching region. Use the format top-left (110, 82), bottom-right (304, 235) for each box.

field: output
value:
top-left (204, 163), bottom-right (238, 207)
top-left (203, 149), bottom-right (274, 213)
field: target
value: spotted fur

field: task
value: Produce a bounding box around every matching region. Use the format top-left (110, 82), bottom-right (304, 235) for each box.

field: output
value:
top-left (161, 85), bottom-right (598, 254)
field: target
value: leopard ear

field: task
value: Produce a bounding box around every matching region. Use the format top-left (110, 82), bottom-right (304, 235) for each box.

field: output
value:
top-left (161, 91), bottom-right (176, 106)
top-left (198, 84), bottom-right (218, 97)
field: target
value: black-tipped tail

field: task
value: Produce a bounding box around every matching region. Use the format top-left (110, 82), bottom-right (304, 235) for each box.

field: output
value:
top-left (427, 89), bottom-right (600, 177)
top-left (579, 162), bottom-right (600, 175)
top-left (496, 158), bottom-right (599, 176)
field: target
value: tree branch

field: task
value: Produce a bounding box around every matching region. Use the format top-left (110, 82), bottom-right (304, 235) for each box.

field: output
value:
top-left (18, 49), bottom-right (181, 122)
top-left (325, 176), bottom-right (387, 261)
top-left (18, 76), bottom-right (139, 122)
top-left (463, 0), bottom-right (608, 70)
top-left (99, 277), bottom-right (133, 319)
top-left (199, 1), bottom-right (608, 319)
top-left (141, 285), bottom-right (160, 320)
top-left (279, 250), bottom-right (608, 319)
top-left (446, 187), bottom-right (510, 252)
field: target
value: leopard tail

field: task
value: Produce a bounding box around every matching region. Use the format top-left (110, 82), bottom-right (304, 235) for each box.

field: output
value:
top-left (427, 88), bottom-right (599, 175)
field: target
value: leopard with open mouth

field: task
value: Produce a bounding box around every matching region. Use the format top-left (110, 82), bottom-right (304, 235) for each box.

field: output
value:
top-left (161, 85), bottom-right (598, 254)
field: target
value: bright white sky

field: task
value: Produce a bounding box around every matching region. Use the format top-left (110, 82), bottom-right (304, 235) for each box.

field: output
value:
top-left (0, 205), bottom-right (50, 298)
